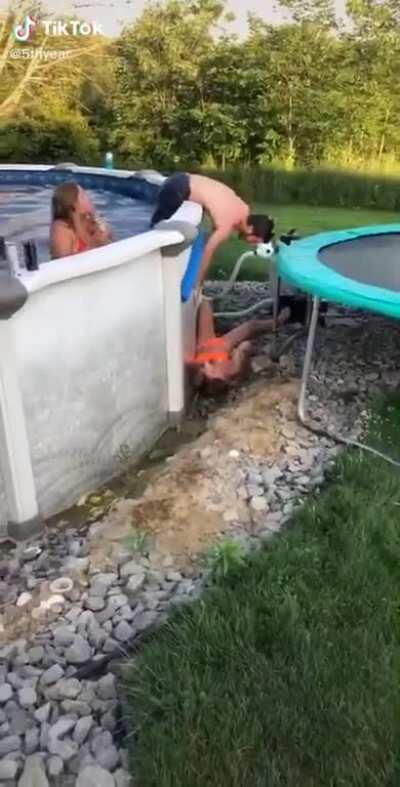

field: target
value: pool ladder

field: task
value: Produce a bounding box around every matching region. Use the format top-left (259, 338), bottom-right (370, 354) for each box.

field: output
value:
top-left (0, 237), bottom-right (39, 275)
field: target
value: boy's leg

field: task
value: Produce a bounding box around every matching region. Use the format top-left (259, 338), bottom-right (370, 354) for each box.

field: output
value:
top-left (222, 308), bottom-right (290, 353)
top-left (151, 173), bottom-right (190, 226)
top-left (196, 299), bottom-right (217, 347)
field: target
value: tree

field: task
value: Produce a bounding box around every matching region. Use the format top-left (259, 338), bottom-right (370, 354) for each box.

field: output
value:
top-left (111, 0), bottom-right (231, 166)
top-left (0, 0), bottom-right (112, 118)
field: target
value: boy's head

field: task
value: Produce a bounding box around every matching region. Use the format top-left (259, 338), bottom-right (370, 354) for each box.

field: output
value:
top-left (240, 214), bottom-right (275, 245)
top-left (188, 362), bottom-right (230, 397)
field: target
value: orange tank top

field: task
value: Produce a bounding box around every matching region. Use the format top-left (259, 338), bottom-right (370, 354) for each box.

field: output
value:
top-left (191, 336), bottom-right (230, 365)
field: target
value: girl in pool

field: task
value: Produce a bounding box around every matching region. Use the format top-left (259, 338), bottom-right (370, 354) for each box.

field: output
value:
top-left (50, 181), bottom-right (112, 259)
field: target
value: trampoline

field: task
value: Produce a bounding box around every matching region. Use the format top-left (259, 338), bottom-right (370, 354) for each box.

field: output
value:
top-left (275, 224), bottom-right (400, 458)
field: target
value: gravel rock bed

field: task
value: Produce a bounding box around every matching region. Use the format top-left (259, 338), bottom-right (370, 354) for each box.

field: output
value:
top-left (1, 282), bottom-right (400, 785)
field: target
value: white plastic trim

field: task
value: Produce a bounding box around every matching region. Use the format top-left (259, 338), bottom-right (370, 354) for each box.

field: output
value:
top-left (0, 322), bottom-right (39, 526)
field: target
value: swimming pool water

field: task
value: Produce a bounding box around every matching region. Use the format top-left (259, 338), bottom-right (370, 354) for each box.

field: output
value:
top-left (0, 184), bottom-right (154, 262)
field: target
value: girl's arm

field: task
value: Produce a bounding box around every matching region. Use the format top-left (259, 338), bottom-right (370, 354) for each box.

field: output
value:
top-left (50, 222), bottom-right (76, 259)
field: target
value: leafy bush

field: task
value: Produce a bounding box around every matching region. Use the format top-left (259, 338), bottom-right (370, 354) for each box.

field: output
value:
top-left (0, 112), bottom-right (101, 165)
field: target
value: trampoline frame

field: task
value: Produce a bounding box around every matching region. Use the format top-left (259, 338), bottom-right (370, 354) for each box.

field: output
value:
top-left (275, 224), bottom-right (400, 435)
top-left (277, 223), bottom-right (400, 320)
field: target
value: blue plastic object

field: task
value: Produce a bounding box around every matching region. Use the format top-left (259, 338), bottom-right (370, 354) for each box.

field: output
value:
top-left (104, 152), bottom-right (114, 170)
top-left (181, 229), bottom-right (205, 302)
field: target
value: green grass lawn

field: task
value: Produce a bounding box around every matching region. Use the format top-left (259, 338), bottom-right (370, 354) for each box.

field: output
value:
top-left (125, 396), bottom-right (400, 787)
top-left (209, 203), bottom-right (400, 281)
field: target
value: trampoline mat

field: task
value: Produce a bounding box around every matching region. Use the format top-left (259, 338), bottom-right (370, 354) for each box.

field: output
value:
top-left (318, 233), bottom-right (400, 292)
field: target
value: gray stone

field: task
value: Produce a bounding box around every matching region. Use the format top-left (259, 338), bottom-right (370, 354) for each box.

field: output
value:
top-left (114, 621), bottom-right (134, 643)
top-left (78, 611), bottom-right (97, 631)
top-left (53, 626), bottom-right (76, 648)
top-left (95, 744), bottom-right (119, 771)
top-left (39, 722), bottom-right (49, 751)
top-left (97, 596), bottom-right (129, 624)
top-left (56, 678), bottom-right (81, 699)
top-left (90, 574), bottom-right (118, 595)
top-left (77, 765), bottom-right (115, 787)
top-left (73, 716), bottom-right (94, 745)
top-left (66, 607), bottom-right (82, 623)
top-left (18, 687), bottom-right (37, 708)
top-left (48, 736), bottom-right (78, 762)
top-left (250, 496), bottom-right (268, 512)
top-left (4, 673), bottom-right (22, 690)
top-left (247, 470), bottom-right (263, 485)
top-left (41, 664), bottom-right (64, 686)
top-left (48, 717), bottom-right (76, 742)
top-left (27, 647), bottom-right (44, 665)
top-left (87, 624), bottom-right (107, 650)
top-left (262, 467), bottom-right (281, 487)
top-left (85, 596), bottom-right (106, 612)
top-left (61, 700), bottom-right (92, 717)
top-left (47, 755), bottom-right (64, 777)
top-left (134, 610), bottom-right (158, 632)
top-left (124, 572), bottom-right (145, 597)
top-left (165, 571), bottom-right (182, 583)
top-left (103, 638), bottom-right (119, 654)
top-left (100, 711), bottom-right (116, 732)
top-left (21, 546), bottom-right (42, 562)
top-left (65, 636), bottom-right (91, 665)
top-left (120, 561), bottom-right (143, 579)
top-left (34, 704), bottom-right (51, 724)
top-left (119, 605), bottom-right (136, 621)
top-left (0, 759), bottom-right (19, 780)
top-left (0, 684), bottom-right (12, 704)
top-left (25, 727), bottom-right (40, 755)
top-left (8, 704), bottom-right (33, 740)
top-left (91, 731), bottom-right (113, 754)
top-left (68, 744), bottom-right (95, 775)
top-left (97, 674), bottom-right (116, 701)
top-left (0, 735), bottom-right (21, 756)
top-left (114, 769), bottom-right (132, 787)
top-left (63, 557), bottom-right (89, 573)
top-left (0, 721), bottom-right (10, 736)
top-left (18, 754), bottom-right (49, 787)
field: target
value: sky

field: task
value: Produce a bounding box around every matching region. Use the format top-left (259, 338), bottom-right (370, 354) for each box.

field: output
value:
top-left (0, 0), bottom-right (348, 38)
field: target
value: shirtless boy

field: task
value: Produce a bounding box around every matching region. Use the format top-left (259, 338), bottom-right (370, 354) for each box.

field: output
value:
top-left (151, 173), bottom-right (273, 286)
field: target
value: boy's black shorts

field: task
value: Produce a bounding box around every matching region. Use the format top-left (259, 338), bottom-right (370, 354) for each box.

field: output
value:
top-left (151, 172), bottom-right (190, 226)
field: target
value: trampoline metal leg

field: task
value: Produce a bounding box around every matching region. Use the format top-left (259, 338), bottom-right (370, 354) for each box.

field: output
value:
top-left (298, 296), bottom-right (320, 423)
top-left (271, 267), bottom-right (281, 357)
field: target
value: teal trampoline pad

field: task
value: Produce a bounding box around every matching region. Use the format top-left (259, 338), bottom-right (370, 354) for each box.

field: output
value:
top-left (277, 224), bottom-right (400, 319)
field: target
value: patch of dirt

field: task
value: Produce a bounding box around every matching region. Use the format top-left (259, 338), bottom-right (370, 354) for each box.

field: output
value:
top-left (88, 378), bottom-right (299, 569)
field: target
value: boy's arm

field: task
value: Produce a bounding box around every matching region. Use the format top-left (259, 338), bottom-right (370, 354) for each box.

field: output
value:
top-left (197, 225), bottom-right (232, 286)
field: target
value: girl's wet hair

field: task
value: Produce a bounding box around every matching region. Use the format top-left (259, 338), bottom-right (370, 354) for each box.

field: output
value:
top-left (52, 181), bottom-right (80, 223)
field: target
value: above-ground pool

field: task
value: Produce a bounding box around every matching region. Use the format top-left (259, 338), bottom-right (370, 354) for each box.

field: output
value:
top-left (0, 164), bottom-right (203, 539)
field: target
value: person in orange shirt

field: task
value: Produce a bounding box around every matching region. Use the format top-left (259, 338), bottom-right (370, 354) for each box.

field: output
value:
top-left (187, 299), bottom-right (290, 396)
top-left (151, 172), bottom-right (274, 286)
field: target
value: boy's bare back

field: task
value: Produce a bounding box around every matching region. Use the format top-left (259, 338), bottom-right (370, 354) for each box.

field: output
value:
top-left (189, 174), bottom-right (249, 230)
